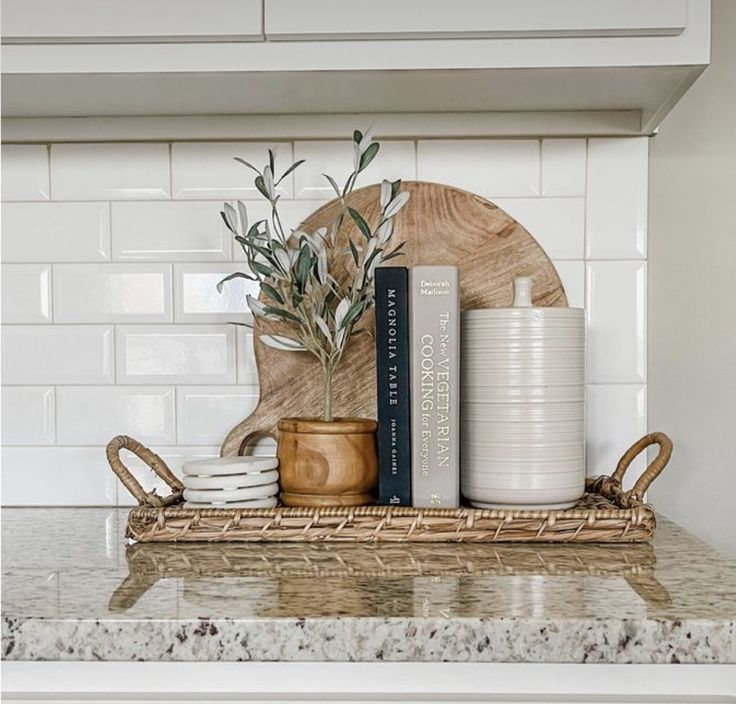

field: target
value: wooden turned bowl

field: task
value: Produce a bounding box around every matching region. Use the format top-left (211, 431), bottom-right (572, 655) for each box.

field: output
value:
top-left (277, 417), bottom-right (378, 507)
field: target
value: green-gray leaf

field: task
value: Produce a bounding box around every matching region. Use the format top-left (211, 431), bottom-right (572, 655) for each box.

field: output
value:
top-left (220, 210), bottom-right (237, 234)
top-left (296, 245), bottom-right (312, 292)
top-left (251, 261), bottom-right (273, 277)
top-left (348, 208), bottom-right (371, 239)
top-left (260, 282), bottom-right (284, 304)
top-left (358, 142), bottom-right (380, 172)
top-left (322, 174), bottom-right (341, 197)
top-left (348, 238), bottom-right (359, 266)
top-left (216, 271), bottom-right (256, 293)
top-left (277, 159), bottom-right (306, 186)
top-left (264, 306), bottom-right (301, 323)
top-left (233, 157), bottom-right (260, 174)
top-left (255, 175), bottom-right (270, 200)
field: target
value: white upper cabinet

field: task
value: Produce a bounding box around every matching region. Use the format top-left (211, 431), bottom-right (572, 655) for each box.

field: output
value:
top-left (0, 0), bottom-right (711, 136)
top-left (1, 0), bottom-right (263, 43)
top-left (266, 0), bottom-right (687, 41)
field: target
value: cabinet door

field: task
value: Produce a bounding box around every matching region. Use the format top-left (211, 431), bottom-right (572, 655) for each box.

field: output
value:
top-left (265, 0), bottom-right (687, 41)
top-left (1, 0), bottom-right (263, 42)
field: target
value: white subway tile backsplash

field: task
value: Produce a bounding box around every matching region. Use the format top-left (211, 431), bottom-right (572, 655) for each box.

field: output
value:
top-left (493, 197), bottom-right (585, 259)
top-left (586, 138), bottom-right (648, 259)
top-left (111, 202), bottom-right (231, 261)
top-left (541, 139), bottom-right (586, 196)
top-left (417, 140), bottom-right (540, 198)
top-left (1, 387), bottom-right (55, 446)
top-left (236, 327), bottom-right (258, 384)
top-left (1, 145), bottom-right (50, 201)
top-left (177, 386), bottom-right (259, 445)
top-left (172, 142), bottom-right (293, 199)
top-left (174, 263), bottom-right (257, 323)
top-left (294, 141), bottom-right (415, 199)
top-left (552, 260), bottom-right (585, 309)
top-left (2, 326), bottom-right (114, 385)
top-left (50, 143), bottom-right (170, 201)
top-left (53, 263), bottom-right (172, 323)
top-left (587, 384), bottom-right (647, 490)
top-left (1, 264), bottom-right (52, 323)
top-left (1, 202), bottom-right (111, 262)
top-left (116, 324), bottom-right (236, 384)
top-left (0, 135), bottom-right (650, 506)
top-left (1, 447), bottom-right (117, 506)
top-left (56, 386), bottom-right (175, 446)
top-left (586, 261), bottom-right (647, 383)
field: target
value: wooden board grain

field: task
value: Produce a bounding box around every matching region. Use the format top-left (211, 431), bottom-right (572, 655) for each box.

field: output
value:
top-left (221, 181), bottom-right (566, 456)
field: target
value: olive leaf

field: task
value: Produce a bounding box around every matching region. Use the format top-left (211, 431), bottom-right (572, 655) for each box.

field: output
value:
top-left (260, 334), bottom-right (307, 351)
top-left (216, 271), bottom-right (256, 293)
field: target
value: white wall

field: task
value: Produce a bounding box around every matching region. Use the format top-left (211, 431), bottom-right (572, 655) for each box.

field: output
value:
top-left (1, 135), bottom-right (650, 505)
top-left (649, 0), bottom-right (736, 556)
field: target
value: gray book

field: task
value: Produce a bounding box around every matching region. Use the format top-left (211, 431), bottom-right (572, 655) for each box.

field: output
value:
top-left (410, 265), bottom-right (460, 508)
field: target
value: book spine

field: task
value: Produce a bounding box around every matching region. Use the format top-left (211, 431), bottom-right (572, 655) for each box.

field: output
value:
top-left (410, 265), bottom-right (460, 508)
top-left (375, 266), bottom-right (412, 506)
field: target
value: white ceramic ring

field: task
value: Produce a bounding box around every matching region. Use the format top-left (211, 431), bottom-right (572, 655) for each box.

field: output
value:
top-left (183, 469), bottom-right (279, 490)
top-left (184, 497), bottom-right (279, 509)
top-left (182, 456), bottom-right (278, 476)
top-left (183, 483), bottom-right (279, 503)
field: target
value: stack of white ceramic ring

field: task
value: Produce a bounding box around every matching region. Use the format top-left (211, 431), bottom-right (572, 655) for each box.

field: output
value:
top-left (182, 456), bottom-right (280, 508)
top-left (461, 277), bottom-right (586, 509)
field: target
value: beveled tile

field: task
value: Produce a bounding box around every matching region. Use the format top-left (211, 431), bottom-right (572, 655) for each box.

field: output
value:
top-left (175, 263), bottom-right (257, 323)
top-left (417, 140), bottom-right (540, 198)
top-left (1, 264), bottom-right (52, 323)
top-left (1, 145), bottom-right (49, 201)
top-left (586, 261), bottom-right (647, 383)
top-left (53, 263), bottom-right (172, 323)
top-left (111, 202), bottom-right (231, 261)
top-left (172, 142), bottom-right (293, 199)
top-left (0, 386), bottom-right (55, 446)
top-left (2, 325), bottom-right (114, 385)
top-left (56, 386), bottom-right (176, 445)
top-left (493, 197), bottom-right (584, 259)
top-left (116, 324), bottom-right (236, 384)
top-left (177, 386), bottom-right (259, 445)
top-left (586, 138), bottom-right (648, 259)
top-left (0, 447), bottom-right (117, 506)
top-left (1, 202), bottom-right (110, 262)
top-left (50, 143), bottom-right (170, 200)
top-left (541, 139), bottom-right (586, 196)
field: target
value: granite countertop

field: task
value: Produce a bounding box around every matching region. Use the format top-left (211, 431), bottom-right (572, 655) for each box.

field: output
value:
top-left (2, 508), bottom-right (735, 664)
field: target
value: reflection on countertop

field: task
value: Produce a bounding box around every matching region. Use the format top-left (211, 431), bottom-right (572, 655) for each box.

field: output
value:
top-left (2, 508), bottom-right (735, 663)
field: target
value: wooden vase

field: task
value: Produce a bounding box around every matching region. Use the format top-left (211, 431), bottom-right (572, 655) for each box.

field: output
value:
top-left (277, 418), bottom-right (378, 507)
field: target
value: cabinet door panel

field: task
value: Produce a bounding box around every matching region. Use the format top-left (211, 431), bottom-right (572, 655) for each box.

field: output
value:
top-left (1, 0), bottom-right (263, 42)
top-left (266, 0), bottom-right (687, 41)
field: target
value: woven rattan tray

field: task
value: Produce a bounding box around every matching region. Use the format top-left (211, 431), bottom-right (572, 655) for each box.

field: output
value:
top-left (108, 432), bottom-right (672, 544)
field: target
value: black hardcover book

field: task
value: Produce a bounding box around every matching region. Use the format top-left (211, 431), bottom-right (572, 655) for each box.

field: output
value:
top-left (375, 266), bottom-right (412, 505)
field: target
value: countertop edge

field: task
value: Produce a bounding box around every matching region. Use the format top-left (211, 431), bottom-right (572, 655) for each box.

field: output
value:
top-left (4, 615), bottom-right (735, 664)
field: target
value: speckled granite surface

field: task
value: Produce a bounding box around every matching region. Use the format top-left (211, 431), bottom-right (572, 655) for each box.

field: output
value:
top-left (2, 508), bottom-right (735, 663)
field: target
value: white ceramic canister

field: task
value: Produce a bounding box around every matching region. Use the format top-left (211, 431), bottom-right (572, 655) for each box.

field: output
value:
top-left (460, 276), bottom-right (585, 509)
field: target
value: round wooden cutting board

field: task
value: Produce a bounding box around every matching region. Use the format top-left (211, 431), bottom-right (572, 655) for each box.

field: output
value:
top-left (221, 181), bottom-right (566, 456)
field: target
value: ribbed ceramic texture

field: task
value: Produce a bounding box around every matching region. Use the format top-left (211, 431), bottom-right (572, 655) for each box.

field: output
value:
top-left (461, 306), bottom-right (585, 508)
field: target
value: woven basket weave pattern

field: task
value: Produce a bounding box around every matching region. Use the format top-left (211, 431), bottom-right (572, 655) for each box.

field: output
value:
top-left (108, 432), bottom-right (671, 544)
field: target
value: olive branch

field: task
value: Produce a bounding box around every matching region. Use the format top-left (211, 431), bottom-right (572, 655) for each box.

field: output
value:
top-left (218, 129), bottom-right (409, 421)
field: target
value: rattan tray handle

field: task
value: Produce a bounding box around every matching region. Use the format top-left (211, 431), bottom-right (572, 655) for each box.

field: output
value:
top-left (106, 435), bottom-right (184, 507)
top-left (611, 431), bottom-right (673, 501)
